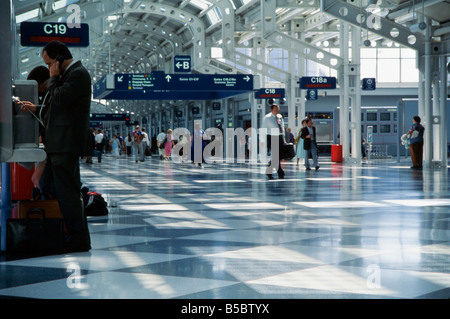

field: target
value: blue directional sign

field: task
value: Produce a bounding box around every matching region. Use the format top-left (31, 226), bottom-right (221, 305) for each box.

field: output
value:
top-left (20, 22), bottom-right (89, 47)
top-left (362, 78), bottom-right (376, 90)
top-left (93, 72), bottom-right (255, 100)
top-left (299, 76), bottom-right (337, 89)
top-left (174, 55), bottom-right (191, 72)
top-left (254, 88), bottom-right (285, 99)
top-left (90, 113), bottom-right (129, 121)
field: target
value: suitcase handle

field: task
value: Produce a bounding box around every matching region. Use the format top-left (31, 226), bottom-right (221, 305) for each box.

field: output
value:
top-left (26, 208), bottom-right (46, 222)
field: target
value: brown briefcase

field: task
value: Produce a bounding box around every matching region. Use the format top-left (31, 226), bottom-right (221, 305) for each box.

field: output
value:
top-left (17, 199), bottom-right (62, 219)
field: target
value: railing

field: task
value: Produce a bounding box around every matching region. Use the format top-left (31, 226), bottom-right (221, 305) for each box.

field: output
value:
top-left (366, 144), bottom-right (391, 159)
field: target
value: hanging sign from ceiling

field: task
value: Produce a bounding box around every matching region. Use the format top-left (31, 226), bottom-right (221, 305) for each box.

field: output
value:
top-left (94, 72), bottom-right (256, 100)
top-left (20, 22), bottom-right (89, 47)
top-left (299, 76), bottom-right (337, 89)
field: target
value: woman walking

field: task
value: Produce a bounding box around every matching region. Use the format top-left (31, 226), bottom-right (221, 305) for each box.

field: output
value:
top-left (164, 129), bottom-right (174, 161)
top-left (296, 119), bottom-right (307, 165)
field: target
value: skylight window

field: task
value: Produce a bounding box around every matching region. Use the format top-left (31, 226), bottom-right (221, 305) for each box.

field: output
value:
top-left (52, 0), bottom-right (80, 12)
top-left (16, 8), bottom-right (39, 23)
top-left (190, 0), bottom-right (212, 10)
top-left (207, 9), bottom-right (220, 25)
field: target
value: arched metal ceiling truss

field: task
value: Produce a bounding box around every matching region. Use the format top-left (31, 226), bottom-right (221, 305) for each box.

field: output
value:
top-left (12, 0), bottom-right (450, 115)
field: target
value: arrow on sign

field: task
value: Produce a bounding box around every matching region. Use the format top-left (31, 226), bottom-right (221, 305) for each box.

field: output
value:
top-left (117, 76), bottom-right (123, 82)
top-left (165, 75), bottom-right (172, 82)
top-left (244, 76), bottom-right (250, 82)
top-left (176, 62), bottom-right (183, 68)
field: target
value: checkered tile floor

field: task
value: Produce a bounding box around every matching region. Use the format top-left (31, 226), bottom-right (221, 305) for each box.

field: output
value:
top-left (1, 154), bottom-right (450, 300)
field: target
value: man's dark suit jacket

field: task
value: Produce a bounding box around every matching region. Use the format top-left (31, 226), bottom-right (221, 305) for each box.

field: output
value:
top-left (43, 61), bottom-right (91, 155)
top-left (300, 126), bottom-right (317, 151)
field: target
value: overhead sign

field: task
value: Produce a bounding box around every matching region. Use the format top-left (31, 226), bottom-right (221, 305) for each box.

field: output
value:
top-left (90, 113), bottom-right (129, 121)
top-left (89, 121), bottom-right (103, 128)
top-left (299, 76), bottom-right (337, 89)
top-left (306, 89), bottom-right (318, 100)
top-left (362, 78), bottom-right (376, 90)
top-left (94, 72), bottom-right (256, 100)
top-left (174, 55), bottom-right (191, 72)
top-left (20, 22), bottom-right (89, 47)
top-left (254, 88), bottom-right (285, 99)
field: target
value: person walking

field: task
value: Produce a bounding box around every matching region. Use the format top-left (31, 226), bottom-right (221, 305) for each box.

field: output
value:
top-left (142, 127), bottom-right (150, 157)
top-left (262, 104), bottom-right (285, 179)
top-left (164, 129), bottom-right (174, 161)
top-left (94, 129), bottom-right (104, 163)
top-left (407, 116), bottom-right (425, 169)
top-left (295, 119), bottom-right (307, 166)
top-left (301, 118), bottom-right (319, 170)
top-left (110, 134), bottom-right (120, 159)
top-left (132, 125), bottom-right (145, 162)
top-left (125, 133), bottom-right (133, 156)
top-left (157, 129), bottom-right (166, 160)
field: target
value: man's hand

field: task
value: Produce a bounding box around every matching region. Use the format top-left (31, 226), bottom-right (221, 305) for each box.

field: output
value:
top-left (19, 101), bottom-right (37, 113)
top-left (49, 59), bottom-right (60, 77)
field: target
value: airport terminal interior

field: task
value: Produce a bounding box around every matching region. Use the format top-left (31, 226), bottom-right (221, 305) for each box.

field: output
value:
top-left (0, 0), bottom-right (450, 301)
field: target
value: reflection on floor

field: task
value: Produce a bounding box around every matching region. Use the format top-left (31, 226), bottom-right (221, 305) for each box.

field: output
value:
top-left (1, 154), bottom-right (449, 299)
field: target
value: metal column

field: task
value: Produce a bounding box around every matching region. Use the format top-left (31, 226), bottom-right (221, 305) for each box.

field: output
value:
top-left (350, 25), bottom-right (362, 164)
top-left (340, 22), bottom-right (350, 162)
top-left (0, 0), bottom-right (13, 252)
top-left (439, 55), bottom-right (448, 167)
top-left (423, 19), bottom-right (433, 167)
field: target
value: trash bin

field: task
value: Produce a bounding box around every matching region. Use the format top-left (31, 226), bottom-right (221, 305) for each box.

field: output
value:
top-left (331, 144), bottom-right (343, 162)
top-left (11, 163), bottom-right (35, 201)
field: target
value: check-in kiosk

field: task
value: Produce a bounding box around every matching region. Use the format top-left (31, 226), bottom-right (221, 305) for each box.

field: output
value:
top-left (10, 80), bottom-right (44, 162)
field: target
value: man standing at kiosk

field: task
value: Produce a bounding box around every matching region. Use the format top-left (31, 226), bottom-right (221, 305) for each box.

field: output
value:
top-left (41, 41), bottom-right (91, 252)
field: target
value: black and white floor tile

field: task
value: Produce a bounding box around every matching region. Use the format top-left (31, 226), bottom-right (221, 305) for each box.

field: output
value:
top-left (1, 154), bottom-right (449, 300)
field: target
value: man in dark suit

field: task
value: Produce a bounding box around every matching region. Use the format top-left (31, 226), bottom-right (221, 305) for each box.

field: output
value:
top-left (300, 118), bottom-right (319, 170)
top-left (41, 41), bottom-right (92, 252)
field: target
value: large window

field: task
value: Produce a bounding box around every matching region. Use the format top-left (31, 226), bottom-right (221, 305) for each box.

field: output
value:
top-left (233, 45), bottom-right (418, 87)
top-left (361, 47), bottom-right (418, 83)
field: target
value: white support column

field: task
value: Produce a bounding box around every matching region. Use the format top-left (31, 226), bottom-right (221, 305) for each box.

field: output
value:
top-left (223, 99), bottom-right (230, 162)
top-left (340, 22), bottom-right (350, 162)
top-left (288, 21), bottom-right (296, 132)
top-left (432, 60), bottom-right (440, 161)
top-left (250, 95), bottom-right (258, 164)
top-left (350, 25), bottom-right (362, 164)
top-left (288, 78), bottom-right (296, 132)
top-left (424, 19), bottom-right (433, 167)
top-left (297, 29), bottom-right (306, 125)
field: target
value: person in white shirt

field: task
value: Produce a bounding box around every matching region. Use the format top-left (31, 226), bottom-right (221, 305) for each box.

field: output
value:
top-left (142, 128), bottom-right (150, 157)
top-left (262, 104), bottom-right (285, 179)
top-left (94, 129), bottom-right (104, 163)
top-left (156, 129), bottom-right (166, 160)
